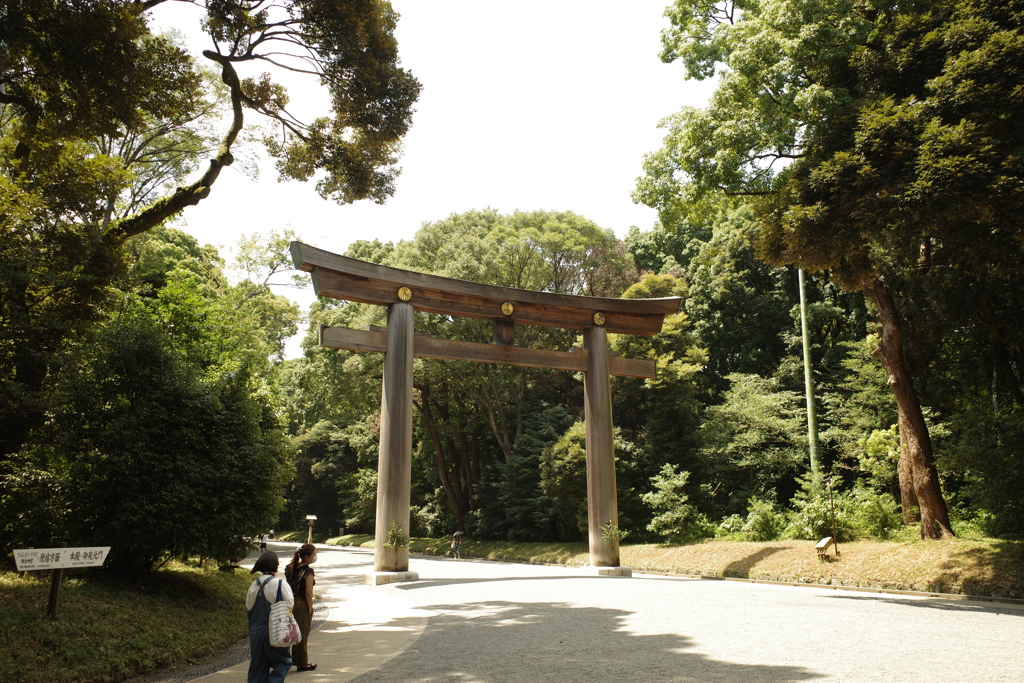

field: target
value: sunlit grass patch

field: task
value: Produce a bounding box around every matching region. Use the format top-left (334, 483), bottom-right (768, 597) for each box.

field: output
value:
top-left (325, 535), bottom-right (1024, 599)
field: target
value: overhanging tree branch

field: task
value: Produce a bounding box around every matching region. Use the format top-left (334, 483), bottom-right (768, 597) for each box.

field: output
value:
top-left (107, 51), bottom-right (245, 241)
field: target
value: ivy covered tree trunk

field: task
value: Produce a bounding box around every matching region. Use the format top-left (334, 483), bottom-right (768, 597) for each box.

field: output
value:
top-left (864, 279), bottom-right (953, 539)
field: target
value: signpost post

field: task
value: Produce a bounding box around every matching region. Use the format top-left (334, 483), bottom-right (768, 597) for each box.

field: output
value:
top-left (13, 545), bottom-right (111, 617)
top-left (305, 515), bottom-right (317, 544)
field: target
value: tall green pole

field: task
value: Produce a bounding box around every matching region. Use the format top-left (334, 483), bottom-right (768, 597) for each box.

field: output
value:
top-left (798, 269), bottom-right (821, 479)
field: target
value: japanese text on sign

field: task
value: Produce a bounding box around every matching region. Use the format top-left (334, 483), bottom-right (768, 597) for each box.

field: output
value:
top-left (13, 547), bottom-right (111, 571)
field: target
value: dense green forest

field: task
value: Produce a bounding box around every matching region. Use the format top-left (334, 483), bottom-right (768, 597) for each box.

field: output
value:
top-left (0, 0), bottom-right (419, 574)
top-left (3, 0), bottom-right (1023, 576)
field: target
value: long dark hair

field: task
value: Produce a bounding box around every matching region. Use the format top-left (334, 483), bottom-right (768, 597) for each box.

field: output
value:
top-left (251, 551), bottom-right (279, 574)
top-left (287, 543), bottom-right (316, 571)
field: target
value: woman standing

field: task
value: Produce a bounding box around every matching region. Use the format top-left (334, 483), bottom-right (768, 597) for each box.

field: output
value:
top-left (247, 551), bottom-right (293, 683)
top-left (285, 544), bottom-right (318, 672)
top-left (451, 530), bottom-right (463, 559)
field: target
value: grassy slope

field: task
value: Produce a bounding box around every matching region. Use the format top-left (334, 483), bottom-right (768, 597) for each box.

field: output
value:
top-left (619, 540), bottom-right (1024, 597)
top-left (0, 563), bottom-right (251, 683)
top-left (330, 534), bottom-right (1024, 599)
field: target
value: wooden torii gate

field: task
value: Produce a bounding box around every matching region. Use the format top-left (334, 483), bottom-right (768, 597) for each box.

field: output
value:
top-left (291, 242), bottom-right (681, 583)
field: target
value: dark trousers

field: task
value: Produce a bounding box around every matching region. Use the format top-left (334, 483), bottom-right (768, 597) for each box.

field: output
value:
top-left (292, 597), bottom-right (314, 667)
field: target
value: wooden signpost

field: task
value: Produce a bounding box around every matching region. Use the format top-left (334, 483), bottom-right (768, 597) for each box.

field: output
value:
top-left (291, 241), bottom-right (681, 583)
top-left (14, 544), bottom-right (111, 616)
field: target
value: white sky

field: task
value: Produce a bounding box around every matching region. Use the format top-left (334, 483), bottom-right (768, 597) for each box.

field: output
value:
top-left (150, 1), bottom-right (714, 355)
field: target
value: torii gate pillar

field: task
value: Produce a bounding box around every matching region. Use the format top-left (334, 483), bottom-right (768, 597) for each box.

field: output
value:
top-left (372, 301), bottom-right (415, 575)
top-left (584, 325), bottom-right (620, 567)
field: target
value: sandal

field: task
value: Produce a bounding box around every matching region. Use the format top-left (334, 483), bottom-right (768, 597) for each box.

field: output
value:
top-left (297, 664), bottom-right (318, 672)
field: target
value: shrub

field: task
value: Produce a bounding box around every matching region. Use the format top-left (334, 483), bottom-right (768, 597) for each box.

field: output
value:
top-left (4, 305), bottom-right (292, 575)
top-left (950, 509), bottom-right (993, 540)
top-left (848, 487), bottom-right (902, 540)
top-left (942, 402), bottom-right (1024, 539)
top-left (643, 464), bottom-right (716, 544)
top-left (784, 476), bottom-right (858, 542)
top-left (716, 514), bottom-right (746, 538)
top-left (742, 497), bottom-right (786, 541)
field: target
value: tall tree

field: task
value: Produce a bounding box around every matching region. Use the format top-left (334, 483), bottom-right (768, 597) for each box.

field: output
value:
top-left (1, 228), bottom-right (298, 573)
top-left (639, 0), bottom-right (1024, 538)
top-left (757, 0), bottom-right (1024, 538)
top-left (385, 209), bottom-right (632, 529)
top-left (683, 207), bottom-right (794, 392)
top-left (0, 0), bottom-right (420, 458)
top-left (697, 373), bottom-right (807, 517)
top-left (610, 273), bottom-right (708, 518)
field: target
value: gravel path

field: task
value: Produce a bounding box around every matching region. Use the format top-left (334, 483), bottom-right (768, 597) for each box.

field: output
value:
top-left (147, 543), bottom-right (1024, 682)
top-left (347, 555), bottom-right (1024, 682)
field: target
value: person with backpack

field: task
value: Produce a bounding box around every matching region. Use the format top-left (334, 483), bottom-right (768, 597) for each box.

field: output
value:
top-left (284, 544), bottom-right (318, 672)
top-left (247, 551), bottom-right (294, 682)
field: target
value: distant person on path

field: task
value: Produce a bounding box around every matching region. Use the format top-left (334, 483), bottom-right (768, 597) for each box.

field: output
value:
top-left (260, 532), bottom-right (270, 552)
top-left (285, 544), bottom-right (318, 672)
top-left (247, 551), bottom-right (294, 683)
top-left (451, 531), bottom-right (463, 559)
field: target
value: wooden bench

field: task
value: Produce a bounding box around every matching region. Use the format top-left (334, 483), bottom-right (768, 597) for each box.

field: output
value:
top-left (816, 536), bottom-right (834, 561)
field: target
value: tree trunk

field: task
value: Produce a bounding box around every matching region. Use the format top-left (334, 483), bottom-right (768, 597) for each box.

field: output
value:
top-left (471, 364), bottom-right (512, 461)
top-left (896, 418), bottom-right (920, 525)
top-left (978, 293), bottom-right (1024, 406)
top-left (863, 278), bottom-right (954, 539)
top-left (414, 386), bottom-right (467, 530)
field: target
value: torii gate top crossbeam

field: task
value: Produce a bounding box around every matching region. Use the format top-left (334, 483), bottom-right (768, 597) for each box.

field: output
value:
top-left (291, 242), bottom-right (681, 336)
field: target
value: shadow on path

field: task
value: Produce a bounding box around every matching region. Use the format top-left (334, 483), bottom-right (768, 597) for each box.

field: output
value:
top-left (819, 593), bottom-right (1024, 616)
top-left (347, 600), bottom-right (823, 683)
top-left (394, 575), bottom-right (612, 591)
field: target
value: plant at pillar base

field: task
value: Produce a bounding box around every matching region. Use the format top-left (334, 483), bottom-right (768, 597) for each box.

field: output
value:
top-left (600, 521), bottom-right (628, 544)
top-left (384, 520), bottom-right (409, 549)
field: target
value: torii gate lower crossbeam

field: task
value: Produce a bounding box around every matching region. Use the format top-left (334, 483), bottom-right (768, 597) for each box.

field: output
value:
top-left (291, 242), bottom-right (681, 583)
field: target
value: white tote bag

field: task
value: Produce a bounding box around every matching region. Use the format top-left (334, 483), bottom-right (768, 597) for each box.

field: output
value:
top-left (267, 578), bottom-right (301, 647)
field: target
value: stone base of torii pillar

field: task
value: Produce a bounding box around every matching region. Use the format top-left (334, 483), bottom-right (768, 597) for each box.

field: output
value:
top-left (365, 570), bottom-right (420, 586)
top-left (580, 566), bottom-right (633, 577)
